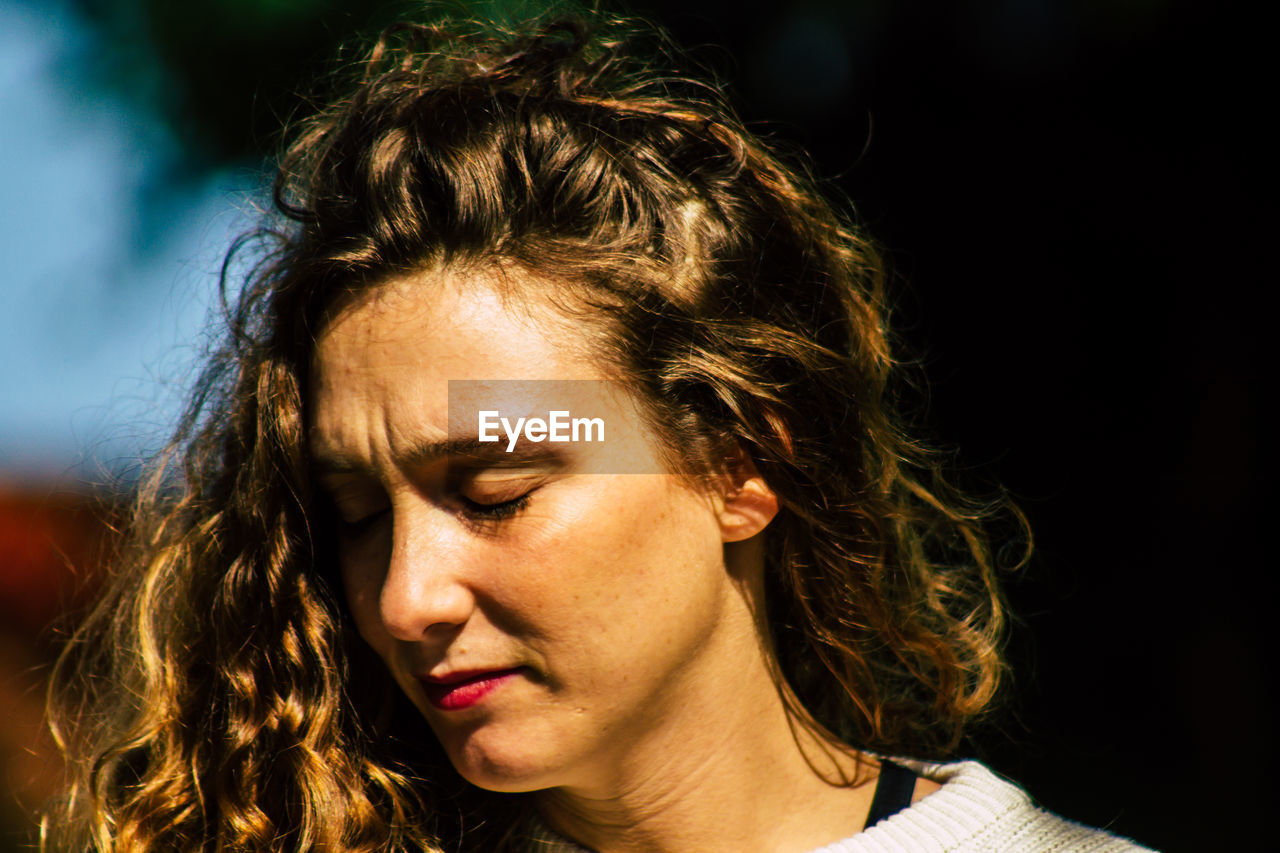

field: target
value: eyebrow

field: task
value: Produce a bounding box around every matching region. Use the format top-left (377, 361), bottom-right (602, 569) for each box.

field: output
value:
top-left (310, 436), bottom-right (567, 477)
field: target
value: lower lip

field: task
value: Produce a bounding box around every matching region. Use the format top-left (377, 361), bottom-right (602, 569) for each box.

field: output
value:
top-left (421, 669), bottom-right (522, 711)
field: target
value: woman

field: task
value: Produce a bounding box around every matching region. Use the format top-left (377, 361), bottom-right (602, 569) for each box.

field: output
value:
top-left (47, 11), bottom-right (1150, 852)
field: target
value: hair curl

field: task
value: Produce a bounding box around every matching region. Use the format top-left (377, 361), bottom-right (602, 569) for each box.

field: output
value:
top-left (47, 11), bottom-right (1025, 851)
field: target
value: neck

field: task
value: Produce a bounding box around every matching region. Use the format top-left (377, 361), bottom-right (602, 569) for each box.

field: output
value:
top-left (534, 572), bottom-right (879, 853)
top-left (537, 718), bottom-right (878, 853)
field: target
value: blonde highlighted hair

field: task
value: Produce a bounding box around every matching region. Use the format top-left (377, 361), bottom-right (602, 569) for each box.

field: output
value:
top-left (48, 10), bottom-right (1024, 851)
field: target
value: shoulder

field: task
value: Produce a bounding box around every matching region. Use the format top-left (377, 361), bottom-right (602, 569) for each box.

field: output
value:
top-left (811, 760), bottom-right (1156, 853)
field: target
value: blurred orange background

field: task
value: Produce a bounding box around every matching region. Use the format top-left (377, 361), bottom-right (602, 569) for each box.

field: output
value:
top-left (0, 486), bottom-right (117, 850)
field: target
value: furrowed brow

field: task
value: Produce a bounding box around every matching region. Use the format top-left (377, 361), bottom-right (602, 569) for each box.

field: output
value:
top-left (412, 437), bottom-right (566, 470)
top-left (309, 437), bottom-right (566, 480)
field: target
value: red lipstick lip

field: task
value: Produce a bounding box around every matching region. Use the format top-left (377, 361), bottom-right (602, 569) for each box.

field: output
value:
top-left (418, 667), bottom-right (522, 711)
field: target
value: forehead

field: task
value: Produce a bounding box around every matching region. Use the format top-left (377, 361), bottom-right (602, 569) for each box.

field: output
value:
top-left (307, 268), bottom-right (654, 469)
top-left (315, 270), bottom-right (601, 376)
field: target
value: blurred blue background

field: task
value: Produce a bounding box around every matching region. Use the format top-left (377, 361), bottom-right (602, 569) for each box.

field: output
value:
top-left (0, 0), bottom-right (261, 481)
top-left (0, 0), bottom-right (1271, 849)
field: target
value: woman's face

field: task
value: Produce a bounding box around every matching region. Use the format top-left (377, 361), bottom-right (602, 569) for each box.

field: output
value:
top-left (309, 270), bottom-right (764, 794)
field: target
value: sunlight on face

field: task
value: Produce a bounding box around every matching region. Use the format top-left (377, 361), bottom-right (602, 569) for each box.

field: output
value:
top-left (308, 270), bottom-right (752, 793)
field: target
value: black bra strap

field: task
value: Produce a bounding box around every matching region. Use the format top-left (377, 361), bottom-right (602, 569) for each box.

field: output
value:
top-left (865, 760), bottom-right (917, 828)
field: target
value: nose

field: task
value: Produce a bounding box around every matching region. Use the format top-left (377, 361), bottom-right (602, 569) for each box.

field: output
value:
top-left (377, 502), bottom-right (477, 643)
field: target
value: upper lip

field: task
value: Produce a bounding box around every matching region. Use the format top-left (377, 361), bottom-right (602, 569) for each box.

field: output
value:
top-left (419, 667), bottom-right (520, 685)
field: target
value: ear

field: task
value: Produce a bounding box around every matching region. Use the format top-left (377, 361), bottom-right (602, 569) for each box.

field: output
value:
top-left (713, 449), bottom-right (779, 543)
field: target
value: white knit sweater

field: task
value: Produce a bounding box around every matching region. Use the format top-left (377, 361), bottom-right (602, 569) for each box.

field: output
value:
top-left (808, 760), bottom-right (1151, 852)
top-left (529, 760), bottom-right (1153, 852)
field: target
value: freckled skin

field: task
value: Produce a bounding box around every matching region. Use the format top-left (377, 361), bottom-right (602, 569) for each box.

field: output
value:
top-left (310, 273), bottom-right (748, 793)
top-left (310, 270), bottom-right (900, 852)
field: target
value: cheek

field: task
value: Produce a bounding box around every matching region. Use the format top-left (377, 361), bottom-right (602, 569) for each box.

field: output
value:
top-left (514, 481), bottom-right (723, 627)
top-left (341, 557), bottom-right (393, 656)
top-left (335, 517), bottom-right (394, 630)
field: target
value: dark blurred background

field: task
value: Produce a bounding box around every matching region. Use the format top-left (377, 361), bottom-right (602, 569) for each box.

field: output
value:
top-left (1, 0), bottom-right (1272, 849)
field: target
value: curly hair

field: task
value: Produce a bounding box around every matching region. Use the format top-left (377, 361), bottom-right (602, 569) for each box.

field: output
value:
top-left (46, 10), bottom-right (1024, 851)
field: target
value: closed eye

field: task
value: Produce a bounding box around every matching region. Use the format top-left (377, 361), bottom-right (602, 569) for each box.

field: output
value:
top-left (315, 479), bottom-right (391, 540)
top-left (335, 505), bottom-right (391, 539)
top-left (459, 491), bottom-right (532, 522)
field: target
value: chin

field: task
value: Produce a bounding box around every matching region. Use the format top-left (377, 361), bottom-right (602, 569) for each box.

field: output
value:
top-left (441, 727), bottom-right (568, 793)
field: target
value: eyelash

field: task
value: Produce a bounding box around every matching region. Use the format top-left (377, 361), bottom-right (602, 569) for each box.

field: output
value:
top-left (460, 491), bottom-right (532, 522)
top-left (326, 484), bottom-right (535, 534)
top-left (336, 506), bottom-right (389, 538)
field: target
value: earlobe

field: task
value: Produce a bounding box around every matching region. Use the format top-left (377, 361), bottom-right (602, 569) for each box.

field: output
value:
top-left (716, 454), bottom-right (779, 543)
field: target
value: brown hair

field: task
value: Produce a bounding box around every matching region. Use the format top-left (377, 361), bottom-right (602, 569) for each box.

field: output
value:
top-left (47, 11), bottom-right (1023, 851)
